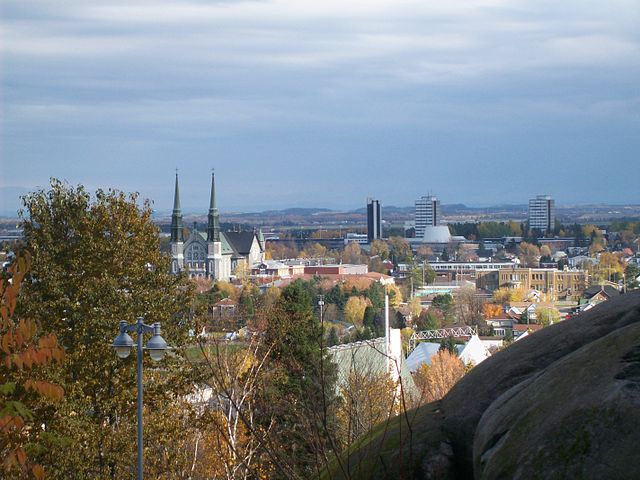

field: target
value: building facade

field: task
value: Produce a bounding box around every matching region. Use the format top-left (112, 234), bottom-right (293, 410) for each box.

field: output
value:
top-left (478, 267), bottom-right (588, 301)
top-left (415, 195), bottom-right (440, 238)
top-left (529, 195), bottom-right (555, 233)
top-left (367, 198), bottom-right (381, 243)
top-left (170, 173), bottom-right (264, 280)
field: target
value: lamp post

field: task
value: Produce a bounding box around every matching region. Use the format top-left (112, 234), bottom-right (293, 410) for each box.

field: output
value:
top-left (112, 317), bottom-right (168, 480)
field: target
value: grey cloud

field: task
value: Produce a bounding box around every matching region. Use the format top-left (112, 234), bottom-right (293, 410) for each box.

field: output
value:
top-left (1, 0), bottom-right (639, 210)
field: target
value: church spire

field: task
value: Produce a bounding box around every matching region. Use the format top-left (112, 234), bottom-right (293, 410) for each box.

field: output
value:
top-left (207, 170), bottom-right (220, 242)
top-left (171, 171), bottom-right (184, 242)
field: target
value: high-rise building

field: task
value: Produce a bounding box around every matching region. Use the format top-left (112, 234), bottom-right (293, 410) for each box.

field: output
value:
top-left (367, 198), bottom-right (381, 243)
top-left (415, 195), bottom-right (440, 238)
top-left (528, 195), bottom-right (555, 233)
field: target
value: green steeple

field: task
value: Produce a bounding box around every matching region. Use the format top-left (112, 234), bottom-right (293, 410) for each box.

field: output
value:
top-left (171, 172), bottom-right (184, 242)
top-left (207, 170), bottom-right (220, 242)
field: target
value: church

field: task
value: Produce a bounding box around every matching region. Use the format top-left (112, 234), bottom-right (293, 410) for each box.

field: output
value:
top-left (170, 172), bottom-right (265, 280)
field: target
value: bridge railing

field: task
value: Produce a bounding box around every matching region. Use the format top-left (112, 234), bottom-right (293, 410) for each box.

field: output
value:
top-left (408, 325), bottom-right (478, 353)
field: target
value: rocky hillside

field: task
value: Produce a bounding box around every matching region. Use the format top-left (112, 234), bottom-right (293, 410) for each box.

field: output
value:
top-left (330, 290), bottom-right (640, 479)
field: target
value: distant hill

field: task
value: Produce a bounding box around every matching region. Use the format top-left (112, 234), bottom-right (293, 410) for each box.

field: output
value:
top-left (240, 207), bottom-right (333, 216)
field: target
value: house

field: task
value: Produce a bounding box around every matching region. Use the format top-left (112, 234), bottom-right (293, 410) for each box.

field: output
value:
top-left (252, 261), bottom-right (305, 277)
top-left (568, 255), bottom-right (597, 268)
top-left (582, 285), bottom-right (621, 305)
top-left (485, 317), bottom-right (515, 336)
top-left (508, 302), bottom-right (555, 321)
top-left (512, 324), bottom-right (543, 339)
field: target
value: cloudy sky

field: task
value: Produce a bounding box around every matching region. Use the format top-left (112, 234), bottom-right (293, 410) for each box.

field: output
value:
top-left (1, 0), bottom-right (639, 215)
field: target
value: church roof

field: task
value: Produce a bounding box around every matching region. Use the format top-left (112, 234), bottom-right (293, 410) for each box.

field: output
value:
top-left (187, 229), bottom-right (235, 256)
top-left (224, 231), bottom-right (258, 255)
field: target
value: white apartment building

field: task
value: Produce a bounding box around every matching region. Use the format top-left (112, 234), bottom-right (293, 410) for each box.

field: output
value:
top-left (528, 195), bottom-right (555, 233)
top-left (415, 195), bottom-right (440, 238)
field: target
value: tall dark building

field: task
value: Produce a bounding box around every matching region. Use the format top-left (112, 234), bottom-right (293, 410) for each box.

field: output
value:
top-left (367, 198), bottom-right (381, 243)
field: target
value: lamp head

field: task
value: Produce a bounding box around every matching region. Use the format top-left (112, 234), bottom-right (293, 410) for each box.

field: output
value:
top-left (112, 321), bottom-right (133, 359)
top-left (146, 323), bottom-right (168, 362)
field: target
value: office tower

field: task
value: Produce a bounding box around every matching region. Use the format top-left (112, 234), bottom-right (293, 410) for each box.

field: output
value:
top-left (367, 198), bottom-right (381, 243)
top-left (415, 195), bottom-right (440, 238)
top-left (529, 195), bottom-right (555, 233)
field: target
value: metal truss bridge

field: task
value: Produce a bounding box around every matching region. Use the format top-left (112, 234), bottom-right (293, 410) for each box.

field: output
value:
top-left (408, 325), bottom-right (478, 353)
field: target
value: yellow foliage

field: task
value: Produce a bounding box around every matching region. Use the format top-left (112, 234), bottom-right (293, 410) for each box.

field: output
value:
top-left (386, 284), bottom-right (403, 308)
top-left (344, 296), bottom-right (371, 327)
top-left (336, 371), bottom-right (399, 447)
top-left (413, 351), bottom-right (466, 404)
top-left (482, 303), bottom-right (503, 319)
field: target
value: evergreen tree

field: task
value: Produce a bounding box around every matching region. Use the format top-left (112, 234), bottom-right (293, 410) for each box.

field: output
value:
top-left (325, 284), bottom-right (347, 310)
top-left (262, 280), bottom-right (339, 476)
top-left (439, 335), bottom-right (457, 355)
top-left (363, 305), bottom-right (377, 330)
top-left (327, 326), bottom-right (339, 347)
top-left (365, 281), bottom-right (385, 310)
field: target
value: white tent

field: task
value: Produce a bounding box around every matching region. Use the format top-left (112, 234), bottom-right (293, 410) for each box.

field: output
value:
top-left (407, 336), bottom-right (488, 372)
top-left (458, 335), bottom-right (491, 366)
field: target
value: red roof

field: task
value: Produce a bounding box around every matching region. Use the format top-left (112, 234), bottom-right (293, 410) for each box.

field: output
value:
top-left (214, 298), bottom-right (237, 307)
top-left (512, 324), bottom-right (543, 332)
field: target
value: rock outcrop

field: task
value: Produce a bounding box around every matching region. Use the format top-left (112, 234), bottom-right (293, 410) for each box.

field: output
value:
top-left (331, 290), bottom-right (640, 479)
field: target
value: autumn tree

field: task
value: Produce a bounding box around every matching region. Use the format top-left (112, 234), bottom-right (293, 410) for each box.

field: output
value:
top-left (261, 285), bottom-right (281, 310)
top-left (265, 241), bottom-right (298, 260)
top-left (210, 280), bottom-right (238, 303)
top-left (19, 180), bottom-right (195, 478)
top-left (344, 296), bottom-right (371, 328)
top-left (457, 244), bottom-right (478, 262)
top-left (387, 237), bottom-right (412, 263)
top-left (342, 242), bottom-right (363, 264)
top-left (386, 284), bottom-right (403, 309)
top-left (369, 239), bottom-right (389, 260)
top-left (492, 287), bottom-right (526, 305)
top-left (408, 296), bottom-right (423, 320)
top-left (518, 242), bottom-right (541, 267)
top-left (189, 337), bottom-right (277, 480)
top-left (453, 287), bottom-right (485, 326)
top-left (482, 303), bottom-right (503, 319)
top-left (305, 242), bottom-right (327, 259)
top-left (535, 306), bottom-right (561, 326)
top-left (336, 369), bottom-right (398, 447)
top-left (595, 252), bottom-right (627, 283)
top-left (1, 252), bottom-right (65, 479)
top-left (413, 350), bottom-right (465, 403)
top-left (415, 245), bottom-right (433, 261)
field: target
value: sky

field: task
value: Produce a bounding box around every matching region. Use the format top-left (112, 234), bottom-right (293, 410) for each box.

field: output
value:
top-left (1, 0), bottom-right (639, 215)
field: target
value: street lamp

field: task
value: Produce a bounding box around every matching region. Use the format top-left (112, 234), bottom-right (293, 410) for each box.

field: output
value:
top-left (112, 317), bottom-right (168, 480)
